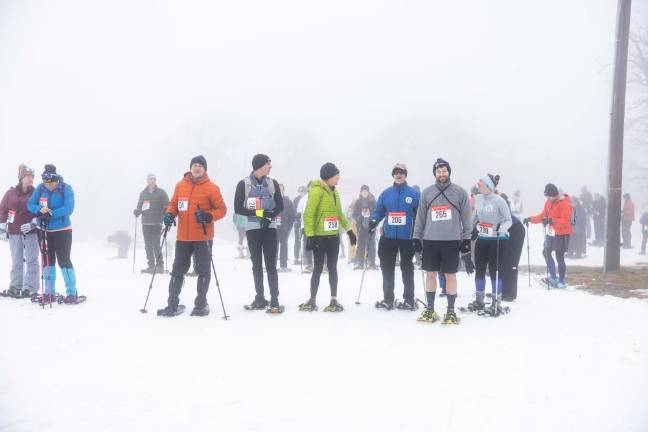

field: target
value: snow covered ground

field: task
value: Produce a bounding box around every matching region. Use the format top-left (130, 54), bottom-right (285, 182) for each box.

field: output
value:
top-left (1, 232), bottom-right (648, 432)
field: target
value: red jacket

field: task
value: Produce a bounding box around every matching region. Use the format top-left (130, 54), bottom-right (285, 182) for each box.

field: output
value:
top-left (530, 194), bottom-right (573, 236)
top-left (166, 173), bottom-right (227, 241)
top-left (0, 185), bottom-right (37, 235)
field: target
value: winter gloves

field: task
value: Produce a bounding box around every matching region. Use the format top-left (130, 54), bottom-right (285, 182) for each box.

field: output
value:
top-left (20, 218), bottom-right (38, 235)
top-left (133, 209), bottom-right (142, 217)
top-left (347, 230), bottom-right (357, 246)
top-left (368, 220), bottom-right (378, 233)
top-left (195, 209), bottom-right (213, 224)
top-left (164, 213), bottom-right (176, 227)
top-left (305, 237), bottom-right (316, 251)
top-left (461, 253), bottom-right (475, 275)
top-left (542, 217), bottom-right (553, 226)
top-left (522, 217), bottom-right (530, 226)
top-left (412, 239), bottom-right (423, 253)
top-left (460, 239), bottom-right (471, 254)
top-left (0, 223), bottom-right (6, 242)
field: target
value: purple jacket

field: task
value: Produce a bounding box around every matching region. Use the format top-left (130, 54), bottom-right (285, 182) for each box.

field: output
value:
top-left (0, 185), bottom-right (37, 235)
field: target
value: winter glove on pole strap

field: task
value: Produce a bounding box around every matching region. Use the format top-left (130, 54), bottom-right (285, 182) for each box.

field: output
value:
top-left (347, 230), bottom-right (357, 246)
top-left (164, 213), bottom-right (176, 227)
top-left (20, 219), bottom-right (37, 235)
top-left (522, 217), bottom-right (530, 226)
top-left (195, 209), bottom-right (213, 224)
top-left (542, 217), bottom-right (553, 226)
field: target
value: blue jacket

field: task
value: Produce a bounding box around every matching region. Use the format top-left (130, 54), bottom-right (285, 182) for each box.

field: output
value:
top-left (28, 180), bottom-right (74, 231)
top-left (372, 182), bottom-right (420, 240)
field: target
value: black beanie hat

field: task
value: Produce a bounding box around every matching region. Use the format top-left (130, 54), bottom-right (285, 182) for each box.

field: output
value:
top-left (42, 164), bottom-right (59, 182)
top-left (433, 158), bottom-right (451, 176)
top-left (190, 155), bottom-right (207, 171)
top-left (252, 154), bottom-right (271, 171)
top-left (320, 162), bottom-right (340, 181)
top-left (360, 185), bottom-right (370, 193)
top-left (544, 183), bottom-right (559, 197)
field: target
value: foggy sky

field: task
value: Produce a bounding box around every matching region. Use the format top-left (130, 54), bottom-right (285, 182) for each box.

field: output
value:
top-left (0, 0), bottom-right (643, 240)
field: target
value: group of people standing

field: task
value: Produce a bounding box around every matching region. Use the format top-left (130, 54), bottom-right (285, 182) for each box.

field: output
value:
top-left (0, 164), bottom-right (80, 304)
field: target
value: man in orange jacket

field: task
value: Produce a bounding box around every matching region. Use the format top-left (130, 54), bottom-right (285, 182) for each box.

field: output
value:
top-left (157, 155), bottom-right (227, 317)
top-left (523, 183), bottom-right (573, 289)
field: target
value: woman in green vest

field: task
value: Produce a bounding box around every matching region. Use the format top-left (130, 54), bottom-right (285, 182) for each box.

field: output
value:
top-left (299, 163), bottom-right (357, 312)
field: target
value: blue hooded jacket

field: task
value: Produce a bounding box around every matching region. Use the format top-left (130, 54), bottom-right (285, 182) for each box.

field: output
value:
top-left (372, 182), bottom-right (420, 240)
top-left (28, 179), bottom-right (74, 231)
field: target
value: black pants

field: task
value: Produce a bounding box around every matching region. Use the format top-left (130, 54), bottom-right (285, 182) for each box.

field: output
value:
top-left (293, 221), bottom-right (302, 261)
top-left (143, 224), bottom-right (163, 268)
top-left (355, 228), bottom-right (375, 265)
top-left (310, 235), bottom-right (340, 298)
top-left (475, 238), bottom-right (507, 294)
top-left (622, 220), bottom-right (632, 248)
top-left (543, 234), bottom-right (569, 282)
top-left (593, 217), bottom-right (604, 243)
top-left (501, 222), bottom-right (525, 300)
top-left (378, 237), bottom-right (415, 303)
top-left (42, 229), bottom-right (73, 268)
top-left (168, 240), bottom-right (212, 308)
top-left (247, 228), bottom-right (279, 302)
top-left (277, 228), bottom-right (291, 268)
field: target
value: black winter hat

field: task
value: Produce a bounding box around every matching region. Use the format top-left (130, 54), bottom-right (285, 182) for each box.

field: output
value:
top-left (544, 183), bottom-right (559, 197)
top-left (190, 155), bottom-right (207, 171)
top-left (433, 158), bottom-right (451, 176)
top-left (360, 185), bottom-right (370, 193)
top-left (320, 162), bottom-right (340, 181)
top-left (252, 154), bottom-right (271, 171)
top-left (42, 164), bottom-right (59, 182)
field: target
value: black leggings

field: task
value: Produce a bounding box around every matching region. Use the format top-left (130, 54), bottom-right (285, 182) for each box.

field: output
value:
top-left (310, 235), bottom-right (340, 298)
top-left (41, 229), bottom-right (73, 268)
top-left (246, 228), bottom-right (279, 301)
top-left (474, 238), bottom-right (507, 281)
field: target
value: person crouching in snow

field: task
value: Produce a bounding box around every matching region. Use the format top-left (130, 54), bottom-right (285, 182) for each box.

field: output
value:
top-left (157, 155), bottom-right (227, 317)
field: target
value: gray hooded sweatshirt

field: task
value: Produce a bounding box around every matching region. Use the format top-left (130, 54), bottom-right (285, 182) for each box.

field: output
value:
top-left (473, 193), bottom-right (512, 239)
top-left (413, 181), bottom-right (472, 241)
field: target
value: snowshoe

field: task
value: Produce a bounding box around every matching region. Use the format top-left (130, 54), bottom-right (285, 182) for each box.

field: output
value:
top-left (395, 299), bottom-right (418, 311)
top-left (539, 277), bottom-right (559, 289)
top-left (191, 303), bottom-right (210, 317)
top-left (140, 267), bottom-right (154, 274)
top-left (367, 264), bottom-right (379, 271)
top-left (244, 298), bottom-right (269, 310)
top-left (266, 305), bottom-right (285, 314)
top-left (556, 281), bottom-right (567, 289)
top-left (323, 300), bottom-right (344, 312)
top-left (298, 301), bottom-right (318, 312)
top-left (478, 296), bottom-right (509, 317)
top-left (157, 304), bottom-right (186, 317)
top-left (417, 308), bottom-right (439, 323)
top-left (62, 295), bottom-right (87, 305)
top-left (442, 310), bottom-right (460, 325)
top-left (277, 267), bottom-right (292, 273)
top-left (35, 293), bottom-right (63, 305)
top-left (459, 300), bottom-right (485, 313)
top-left (353, 264), bottom-right (364, 271)
top-left (375, 299), bottom-right (394, 310)
top-left (6, 286), bottom-right (22, 298)
top-left (19, 289), bottom-right (32, 299)
top-left (302, 266), bottom-right (313, 274)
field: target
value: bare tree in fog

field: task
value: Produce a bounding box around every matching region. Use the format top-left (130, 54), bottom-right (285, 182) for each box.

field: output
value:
top-left (628, 10), bottom-right (648, 193)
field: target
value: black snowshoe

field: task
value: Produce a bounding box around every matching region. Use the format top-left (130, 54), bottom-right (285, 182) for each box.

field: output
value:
top-left (157, 304), bottom-right (186, 317)
top-left (375, 300), bottom-right (394, 310)
top-left (266, 305), bottom-right (285, 314)
top-left (62, 295), bottom-right (87, 305)
top-left (191, 303), bottom-right (210, 317)
top-left (244, 298), bottom-right (269, 310)
top-left (395, 299), bottom-right (418, 311)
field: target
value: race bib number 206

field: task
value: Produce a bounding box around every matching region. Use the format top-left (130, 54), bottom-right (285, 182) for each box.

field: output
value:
top-left (431, 205), bottom-right (452, 222)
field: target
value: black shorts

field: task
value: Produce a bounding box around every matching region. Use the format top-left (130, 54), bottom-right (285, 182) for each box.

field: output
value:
top-left (544, 234), bottom-right (569, 254)
top-left (422, 240), bottom-right (460, 273)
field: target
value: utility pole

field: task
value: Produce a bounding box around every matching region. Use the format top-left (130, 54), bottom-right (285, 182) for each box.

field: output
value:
top-left (604, 0), bottom-right (632, 272)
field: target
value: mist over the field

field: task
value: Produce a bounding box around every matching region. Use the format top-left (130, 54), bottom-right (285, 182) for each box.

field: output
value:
top-left (1, 0), bottom-right (644, 240)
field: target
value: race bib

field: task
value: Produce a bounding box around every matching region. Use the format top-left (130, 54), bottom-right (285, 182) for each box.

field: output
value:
top-left (7, 210), bottom-right (16, 224)
top-left (324, 217), bottom-right (339, 231)
top-left (246, 197), bottom-right (261, 210)
top-left (142, 200), bottom-right (151, 211)
top-left (477, 222), bottom-right (497, 238)
top-left (276, 215), bottom-right (282, 227)
top-left (547, 225), bottom-right (556, 237)
top-left (388, 212), bottom-right (406, 226)
top-left (178, 198), bottom-right (189, 212)
top-left (39, 197), bottom-right (48, 208)
top-left (361, 208), bottom-right (370, 218)
top-left (431, 205), bottom-right (452, 222)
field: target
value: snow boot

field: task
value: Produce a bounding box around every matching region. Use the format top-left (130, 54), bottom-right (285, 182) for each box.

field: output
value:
top-left (157, 304), bottom-right (186, 317)
top-left (465, 292), bottom-right (485, 312)
top-left (375, 299), bottom-right (394, 310)
top-left (191, 303), bottom-right (210, 317)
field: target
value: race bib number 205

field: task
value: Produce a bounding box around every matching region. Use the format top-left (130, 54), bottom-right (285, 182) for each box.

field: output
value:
top-left (388, 212), bottom-right (406, 226)
top-left (431, 205), bottom-right (452, 222)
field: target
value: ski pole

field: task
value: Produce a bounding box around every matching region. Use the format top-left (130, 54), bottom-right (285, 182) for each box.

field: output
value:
top-left (355, 232), bottom-right (372, 305)
top-left (37, 225), bottom-right (45, 307)
top-left (41, 218), bottom-right (52, 308)
top-left (164, 236), bottom-right (168, 274)
top-left (543, 224), bottom-right (550, 290)
top-left (132, 215), bottom-right (138, 274)
top-left (198, 214), bottom-right (229, 320)
top-left (526, 223), bottom-right (531, 287)
top-left (139, 225), bottom-right (170, 313)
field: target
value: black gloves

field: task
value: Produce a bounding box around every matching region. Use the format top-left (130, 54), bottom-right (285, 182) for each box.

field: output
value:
top-left (413, 239), bottom-right (423, 253)
top-left (460, 239), bottom-right (471, 254)
top-left (522, 217), bottom-right (530, 226)
top-left (305, 237), bottom-right (316, 251)
top-left (195, 210), bottom-right (213, 224)
top-left (461, 252), bottom-right (475, 275)
top-left (347, 230), bottom-right (357, 246)
top-left (133, 209), bottom-right (142, 217)
top-left (368, 220), bottom-right (378, 233)
top-left (471, 227), bottom-right (479, 241)
top-left (542, 217), bottom-right (553, 226)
